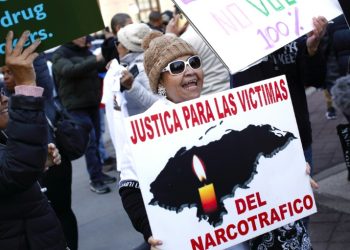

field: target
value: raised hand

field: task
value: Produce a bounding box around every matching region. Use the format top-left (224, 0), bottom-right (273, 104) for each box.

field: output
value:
top-left (5, 30), bottom-right (41, 86)
top-left (306, 16), bottom-right (328, 56)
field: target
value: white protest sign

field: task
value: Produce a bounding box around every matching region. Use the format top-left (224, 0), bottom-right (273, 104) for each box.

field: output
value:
top-left (125, 75), bottom-right (316, 250)
top-left (172, 0), bottom-right (342, 74)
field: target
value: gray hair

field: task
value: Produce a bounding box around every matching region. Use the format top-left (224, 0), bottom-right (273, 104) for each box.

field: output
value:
top-left (331, 74), bottom-right (350, 116)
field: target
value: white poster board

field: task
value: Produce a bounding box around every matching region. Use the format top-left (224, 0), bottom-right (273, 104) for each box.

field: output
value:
top-left (172, 0), bottom-right (342, 74)
top-left (125, 75), bottom-right (317, 250)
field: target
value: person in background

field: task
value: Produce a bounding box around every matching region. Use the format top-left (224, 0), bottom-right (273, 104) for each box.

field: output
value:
top-left (99, 13), bottom-right (133, 171)
top-left (328, 14), bottom-right (350, 122)
top-left (1, 65), bottom-right (16, 95)
top-left (147, 11), bottom-right (165, 33)
top-left (231, 17), bottom-right (327, 176)
top-left (320, 17), bottom-right (345, 120)
top-left (231, 16), bottom-right (327, 237)
top-left (52, 36), bottom-right (116, 194)
top-left (0, 30), bottom-right (66, 250)
top-left (101, 13), bottom-right (133, 63)
top-left (36, 52), bottom-right (79, 250)
top-left (117, 23), bottom-right (156, 115)
top-left (161, 10), bottom-right (173, 27)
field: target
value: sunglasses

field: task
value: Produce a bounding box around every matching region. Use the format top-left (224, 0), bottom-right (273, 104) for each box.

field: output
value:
top-left (162, 55), bottom-right (202, 75)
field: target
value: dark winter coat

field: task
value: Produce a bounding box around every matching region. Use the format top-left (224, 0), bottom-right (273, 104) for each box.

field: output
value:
top-left (0, 95), bottom-right (66, 249)
top-left (330, 15), bottom-right (350, 76)
top-left (52, 43), bottom-right (104, 111)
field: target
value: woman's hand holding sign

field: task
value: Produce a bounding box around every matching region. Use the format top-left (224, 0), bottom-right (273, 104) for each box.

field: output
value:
top-left (148, 236), bottom-right (162, 249)
top-left (306, 162), bottom-right (319, 189)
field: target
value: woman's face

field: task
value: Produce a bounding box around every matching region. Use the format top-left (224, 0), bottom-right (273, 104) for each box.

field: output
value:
top-left (0, 90), bottom-right (9, 129)
top-left (1, 66), bottom-right (15, 93)
top-left (160, 55), bottom-right (204, 103)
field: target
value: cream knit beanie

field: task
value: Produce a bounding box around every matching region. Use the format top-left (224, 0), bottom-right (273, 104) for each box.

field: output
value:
top-left (118, 23), bottom-right (152, 52)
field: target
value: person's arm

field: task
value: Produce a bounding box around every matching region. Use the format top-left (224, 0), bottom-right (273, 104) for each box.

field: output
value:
top-left (0, 31), bottom-right (47, 196)
top-left (119, 183), bottom-right (162, 248)
top-left (123, 70), bottom-right (160, 111)
top-left (119, 182), bottom-right (152, 242)
top-left (298, 16), bottom-right (328, 87)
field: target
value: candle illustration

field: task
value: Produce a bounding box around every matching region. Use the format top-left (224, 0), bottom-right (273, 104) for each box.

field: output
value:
top-left (192, 154), bottom-right (218, 213)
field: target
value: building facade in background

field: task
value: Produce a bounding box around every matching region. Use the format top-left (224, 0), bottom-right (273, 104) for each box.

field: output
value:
top-left (99, 0), bottom-right (174, 29)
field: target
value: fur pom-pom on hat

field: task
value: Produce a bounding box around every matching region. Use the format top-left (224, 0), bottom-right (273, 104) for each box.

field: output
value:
top-left (118, 23), bottom-right (152, 52)
top-left (142, 31), bottom-right (197, 93)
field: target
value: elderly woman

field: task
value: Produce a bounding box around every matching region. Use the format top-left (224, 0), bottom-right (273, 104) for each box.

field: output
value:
top-left (120, 31), bottom-right (249, 250)
top-left (121, 31), bottom-right (317, 250)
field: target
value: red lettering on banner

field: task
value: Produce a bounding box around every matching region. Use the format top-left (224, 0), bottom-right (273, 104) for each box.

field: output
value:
top-left (129, 109), bottom-right (183, 144)
top-left (293, 198), bottom-right (303, 213)
top-left (191, 236), bottom-right (204, 250)
top-left (303, 195), bottom-right (313, 209)
top-left (274, 80), bottom-right (283, 102)
top-left (237, 220), bottom-right (249, 235)
top-left (235, 192), bottom-right (267, 214)
top-left (236, 78), bottom-right (289, 112)
top-left (205, 233), bottom-right (217, 248)
top-left (182, 101), bottom-right (215, 128)
top-left (247, 215), bottom-right (258, 231)
top-left (280, 79), bottom-right (288, 99)
top-left (258, 211), bottom-right (271, 228)
top-left (226, 224), bottom-right (237, 240)
top-left (214, 228), bottom-right (228, 245)
top-left (287, 201), bottom-right (294, 216)
top-left (270, 208), bottom-right (281, 224)
top-left (189, 194), bottom-right (315, 250)
top-left (173, 110), bottom-right (182, 132)
top-left (249, 87), bottom-right (257, 109)
top-left (278, 203), bottom-right (288, 220)
top-left (214, 93), bottom-right (237, 119)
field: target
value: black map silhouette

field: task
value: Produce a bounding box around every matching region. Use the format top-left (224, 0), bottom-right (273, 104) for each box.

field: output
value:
top-left (149, 124), bottom-right (296, 227)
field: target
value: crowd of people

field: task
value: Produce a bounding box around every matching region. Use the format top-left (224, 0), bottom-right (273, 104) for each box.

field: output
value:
top-left (0, 5), bottom-right (350, 250)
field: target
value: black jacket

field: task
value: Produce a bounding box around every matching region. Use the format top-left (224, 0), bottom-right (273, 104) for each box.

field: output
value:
top-left (232, 38), bottom-right (326, 149)
top-left (52, 43), bottom-right (104, 110)
top-left (330, 15), bottom-right (350, 76)
top-left (0, 95), bottom-right (66, 250)
top-left (101, 37), bottom-right (119, 63)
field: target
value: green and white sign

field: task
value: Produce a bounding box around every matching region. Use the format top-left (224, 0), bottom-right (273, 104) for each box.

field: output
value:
top-left (0, 0), bottom-right (104, 64)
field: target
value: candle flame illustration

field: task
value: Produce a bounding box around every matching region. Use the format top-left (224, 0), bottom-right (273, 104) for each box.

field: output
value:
top-left (192, 155), bottom-right (207, 183)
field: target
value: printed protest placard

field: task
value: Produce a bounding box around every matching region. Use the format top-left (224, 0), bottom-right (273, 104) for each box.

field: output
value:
top-left (172, 0), bottom-right (342, 74)
top-left (125, 75), bottom-right (317, 250)
top-left (0, 0), bottom-right (104, 64)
